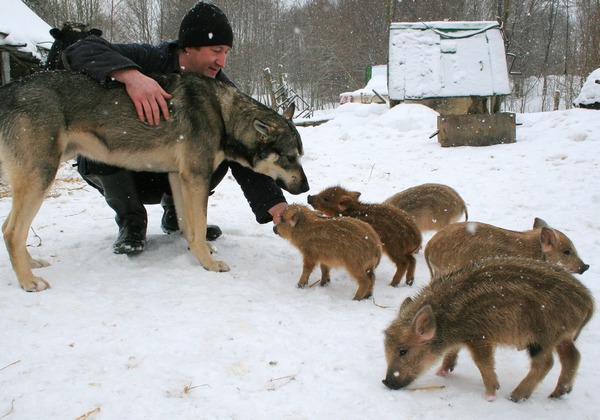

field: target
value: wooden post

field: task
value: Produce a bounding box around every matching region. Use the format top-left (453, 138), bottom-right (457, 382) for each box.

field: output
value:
top-left (277, 64), bottom-right (289, 106)
top-left (263, 68), bottom-right (278, 111)
top-left (1, 51), bottom-right (11, 85)
top-left (553, 90), bottom-right (561, 110)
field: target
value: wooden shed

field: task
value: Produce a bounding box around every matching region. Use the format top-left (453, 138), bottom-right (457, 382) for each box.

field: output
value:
top-left (0, 0), bottom-right (52, 85)
top-left (388, 21), bottom-right (515, 147)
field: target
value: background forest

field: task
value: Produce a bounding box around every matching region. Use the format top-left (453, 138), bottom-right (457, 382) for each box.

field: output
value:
top-left (23, 0), bottom-right (600, 113)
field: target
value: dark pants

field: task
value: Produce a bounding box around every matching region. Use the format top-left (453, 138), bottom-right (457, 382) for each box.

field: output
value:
top-left (77, 156), bottom-right (228, 203)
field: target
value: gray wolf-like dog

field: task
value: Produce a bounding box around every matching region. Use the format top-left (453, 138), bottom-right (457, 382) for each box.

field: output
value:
top-left (0, 71), bottom-right (309, 292)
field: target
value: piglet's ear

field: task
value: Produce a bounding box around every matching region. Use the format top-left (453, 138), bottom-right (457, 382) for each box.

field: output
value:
top-left (399, 297), bottom-right (412, 313)
top-left (539, 227), bottom-right (558, 252)
top-left (533, 217), bottom-right (548, 229)
top-left (412, 305), bottom-right (436, 341)
top-left (338, 196), bottom-right (352, 211)
top-left (289, 207), bottom-right (303, 228)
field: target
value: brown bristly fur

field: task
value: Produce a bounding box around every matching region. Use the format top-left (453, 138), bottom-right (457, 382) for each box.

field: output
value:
top-left (383, 257), bottom-right (594, 402)
top-left (274, 204), bottom-right (382, 301)
top-left (424, 218), bottom-right (589, 279)
top-left (384, 183), bottom-right (468, 232)
top-left (308, 185), bottom-right (422, 287)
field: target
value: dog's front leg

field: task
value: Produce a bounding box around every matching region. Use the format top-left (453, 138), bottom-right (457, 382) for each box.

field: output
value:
top-left (178, 174), bottom-right (229, 272)
top-left (169, 174), bottom-right (218, 253)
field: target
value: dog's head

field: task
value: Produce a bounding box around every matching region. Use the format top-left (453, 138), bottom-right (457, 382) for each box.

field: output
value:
top-left (231, 102), bottom-right (310, 195)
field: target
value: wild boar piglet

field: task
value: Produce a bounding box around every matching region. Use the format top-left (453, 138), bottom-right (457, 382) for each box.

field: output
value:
top-left (384, 183), bottom-right (467, 232)
top-left (308, 186), bottom-right (421, 287)
top-left (274, 204), bottom-right (382, 300)
top-left (424, 218), bottom-right (589, 278)
top-left (383, 257), bottom-right (594, 402)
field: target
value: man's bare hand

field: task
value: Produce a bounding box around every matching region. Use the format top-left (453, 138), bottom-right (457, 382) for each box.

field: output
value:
top-left (110, 68), bottom-right (173, 125)
top-left (268, 202), bottom-right (289, 225)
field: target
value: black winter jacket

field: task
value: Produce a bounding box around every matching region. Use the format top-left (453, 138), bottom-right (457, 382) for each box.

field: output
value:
top-left (65, 36), bottom-right (286, 224)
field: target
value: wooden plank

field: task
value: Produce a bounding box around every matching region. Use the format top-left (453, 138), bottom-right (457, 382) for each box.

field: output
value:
top-left (437, 113), bottom-right (516, 147)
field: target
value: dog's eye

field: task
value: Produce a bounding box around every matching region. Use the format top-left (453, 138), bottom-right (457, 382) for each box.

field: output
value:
top-left (398, 348), bottom-right (408, 357)
top-left (286, 156), bottom-right (296, 164)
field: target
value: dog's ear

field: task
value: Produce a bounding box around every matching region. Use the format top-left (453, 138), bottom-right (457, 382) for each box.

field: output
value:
top-left (282, 102), bottom-right (295, 120)
top-left (350, 191), bottom-right (361, 201)
top-left (253, 119), bottom-right (270, 138)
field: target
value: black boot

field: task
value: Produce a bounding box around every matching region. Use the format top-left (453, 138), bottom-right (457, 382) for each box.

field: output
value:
top-left (160, 193), bottom-right (180, 234)
top-left (206, 224), bottom-right (223, 241)
top-left (160, 193), bottom-right (222, 241)
top-left (86, 170), bottom-right (147, 255)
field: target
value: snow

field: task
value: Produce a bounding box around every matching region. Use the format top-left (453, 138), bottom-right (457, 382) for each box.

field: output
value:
top-left (339, 65), bottom-right (388, 104)
top-left (0, 0), bottom-right (53, 58)
top-left (2, 4), bottom-right (600, 419)
top-left (1, 102), bottom-right (600, 419)
top-left (573, 68), bottom-right (600, 106)
top-left (388, 21), bottom-right (511, 100)
top-left (360, 65), bottom-right (388, 96)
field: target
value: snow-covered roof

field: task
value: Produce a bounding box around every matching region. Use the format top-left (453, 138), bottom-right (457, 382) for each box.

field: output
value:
top-left (573, 68), bottom-right (600, 106)
top-left (345, 65), bottom-right (388, 96)
top-left (339, 65), bottom-right (388, 105)
top-left (388, 21), bottom-right (511, 100)
top-left (0, 0), bottom-right (53, 58)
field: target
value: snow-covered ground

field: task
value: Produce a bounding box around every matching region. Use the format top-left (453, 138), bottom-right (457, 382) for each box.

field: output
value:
top-left (1, 102), bottom-right (599, 419)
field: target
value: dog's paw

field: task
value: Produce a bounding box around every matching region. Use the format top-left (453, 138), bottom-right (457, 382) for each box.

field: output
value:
top-left (204, 260), bottom-right (230, 272)
top-left (29, 257), bottom-right (50, 269)
top-left (20, 276), bottom-right (51, 292)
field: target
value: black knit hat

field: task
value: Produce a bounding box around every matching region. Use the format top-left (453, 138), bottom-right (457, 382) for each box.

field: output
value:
top-left (178, 2), bottom-right (233, 48)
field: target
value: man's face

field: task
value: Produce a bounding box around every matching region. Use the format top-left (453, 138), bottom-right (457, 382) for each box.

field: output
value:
top-left (181, 45), bottom-right (231, 78)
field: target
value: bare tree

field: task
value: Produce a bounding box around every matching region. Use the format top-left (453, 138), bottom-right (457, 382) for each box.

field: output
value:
top-left (23, 0), bottom-right (105, 28)
top-left (575, 0), bottom-right (600, 77)
top-left (21, 0), bottom-right (599, 111)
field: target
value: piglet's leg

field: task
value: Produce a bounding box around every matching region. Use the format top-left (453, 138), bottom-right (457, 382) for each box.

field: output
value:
top-left (468, 343), bottom-right (500, 401)
top-left (510, 349), bottom-right (554, 402)
top-left (549, 340), bottom-right (579, 398)
top-left (436, 348), bottom-right (460, 376)
top-left (389, 258), bottom-right (408, 287)
top-left (319, 264), bottom-right (331, 286)
top-left (298, 258), bottom-right (317, 288)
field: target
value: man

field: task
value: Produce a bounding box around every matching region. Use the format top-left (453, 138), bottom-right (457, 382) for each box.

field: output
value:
top-left (65, 2), bottom-right (289, 255)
